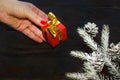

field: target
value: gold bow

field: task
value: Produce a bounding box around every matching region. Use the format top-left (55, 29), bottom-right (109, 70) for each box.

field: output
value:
top-left (46, 12), bottom-right (62, 40)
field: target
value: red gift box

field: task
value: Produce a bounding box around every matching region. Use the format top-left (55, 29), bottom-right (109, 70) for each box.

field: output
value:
top-left (40, 12), bottom-right (67, 47)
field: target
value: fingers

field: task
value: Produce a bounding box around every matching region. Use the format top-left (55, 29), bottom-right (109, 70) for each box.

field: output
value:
top-left (17, 20), bottom-right (45, 43)
top-left (0, 0), bottom-right (47, 43)
top-left (22, 27), bottom-right (43, 43)
top-left (25, 3), bottom-right (48, 27)
top-left (28, 3), bottom-right (48, 20)
top-left (1, 13), bottom-right (45, 43)
top-left (7, 0), bottom-right (48, 27)
top-left (25, 4), bottom-right (48, 27)
top-left (25, 10), bottom-right (43, 26)
top-left (28, 24), bottom-right (45, 41)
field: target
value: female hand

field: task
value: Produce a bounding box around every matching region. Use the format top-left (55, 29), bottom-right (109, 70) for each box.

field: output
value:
top-left (0, 0), bottom-right (48, 43)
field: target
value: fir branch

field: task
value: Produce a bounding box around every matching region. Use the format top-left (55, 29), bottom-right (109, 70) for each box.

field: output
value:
top-left (100, 25), bottom-right (119, 77)
top-left (70, 51), bottom-right (91, 60)
top-left (99, 74), bottom-right (112, 80)
top-left (67, 22), bottom-right (120, 80)
top-left (89, 51), bottom-right (105, 72)
top-left (106, 62), bottom-right (120, 79)
top-left (66, 62), bottom-right (101, 80)
top-left (70, 51), bottom-right (105, 72)
top-left (77, 28), bottom-right (98, 51)
top-left (109, 42), bottom-right (120, 61)
top-left (101, 25), bottom-right (109, 56)
top-left (105, 60), bottom-right (120, 77)
top-left (104, 53), bottom-right (119, 75)
top-left (100, 25), bottom-right (120, 78)
top-left (83, 62), bottom-right (100, 80)
top-left (66, 72), bottom-right (88, 80)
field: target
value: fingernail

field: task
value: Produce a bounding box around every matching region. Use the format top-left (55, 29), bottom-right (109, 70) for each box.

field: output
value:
top-left (40, 20), bottom-right (47, 25)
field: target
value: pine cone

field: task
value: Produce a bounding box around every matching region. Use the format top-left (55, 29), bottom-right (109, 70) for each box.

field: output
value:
top-left (83, 22), bottom-right (98, 37)
top-left (87, 51), bottom-right (104, 72)
top-left (109, 42), bottom-right (120, 60)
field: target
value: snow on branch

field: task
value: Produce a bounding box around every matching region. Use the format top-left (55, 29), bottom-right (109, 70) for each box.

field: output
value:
top-left (66, 22), bottom-right (120, 80)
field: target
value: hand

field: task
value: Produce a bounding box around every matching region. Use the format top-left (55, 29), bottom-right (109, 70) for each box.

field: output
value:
top-left (0, 0), bottom-right (48, 43)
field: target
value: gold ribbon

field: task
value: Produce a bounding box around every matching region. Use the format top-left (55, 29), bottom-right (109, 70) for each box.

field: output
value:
top-left (46, 12), bottom-right (62, 40)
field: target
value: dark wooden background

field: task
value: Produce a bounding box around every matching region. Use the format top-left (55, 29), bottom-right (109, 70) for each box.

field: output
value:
top-left (0, 0), bottom-right (120, 80)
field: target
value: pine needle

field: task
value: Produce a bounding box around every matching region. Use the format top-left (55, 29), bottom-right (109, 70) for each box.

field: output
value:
top-left (77, 28), bottom-right (98, 51)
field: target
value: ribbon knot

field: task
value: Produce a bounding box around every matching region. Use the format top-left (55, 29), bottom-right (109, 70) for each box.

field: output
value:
top-left (47, 12), bottom-right (62, 40)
